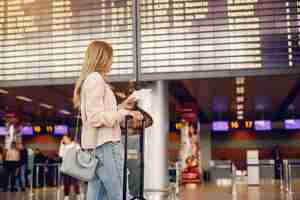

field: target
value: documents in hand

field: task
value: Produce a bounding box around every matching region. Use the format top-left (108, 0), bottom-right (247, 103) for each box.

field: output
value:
top-left (129, 89), bottom-right (151, 102)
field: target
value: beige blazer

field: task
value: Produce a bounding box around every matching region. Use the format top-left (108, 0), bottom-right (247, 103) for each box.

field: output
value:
top-left (80, 72), bottom-right (128, 149)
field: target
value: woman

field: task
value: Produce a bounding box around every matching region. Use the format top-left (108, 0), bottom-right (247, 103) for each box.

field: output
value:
top-left (73, 41), bottom-right (142, 200)
top-left (4, 142), bottom-right (20, 192)
top-left (59, 135), bottom-right (81, 200)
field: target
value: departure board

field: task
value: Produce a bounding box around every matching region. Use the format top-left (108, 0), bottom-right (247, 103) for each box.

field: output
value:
top-left (0, 0), bottom-right (300, 81)
top-left (0, 0), bottom-right (133, 80)
top-left (140, 0), bottom-right (300, 73)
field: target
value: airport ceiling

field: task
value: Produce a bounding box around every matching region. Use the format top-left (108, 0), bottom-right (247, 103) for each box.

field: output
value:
top-left (0, 74), bottom-right (299, 125)
top-left (180, 74), bottom-right (300, 122)
top-left (0, 82), bottom-right (133, 126)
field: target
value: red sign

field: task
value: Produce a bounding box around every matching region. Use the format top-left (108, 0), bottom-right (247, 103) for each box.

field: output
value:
top-left (176, 102), bottom-right (198, 122)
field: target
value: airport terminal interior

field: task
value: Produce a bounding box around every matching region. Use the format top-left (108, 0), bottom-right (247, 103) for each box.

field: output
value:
top-left (1, 75), bottom-right (300, 200)
top-left (1, 0), bottom-right (300, 199)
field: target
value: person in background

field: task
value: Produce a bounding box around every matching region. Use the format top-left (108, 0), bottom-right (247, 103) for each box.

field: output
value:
top-left (26, 147), bottom-right (34, 188)
top-left (16, 143), bottom-right (28, 191)
top-left (34, 148), bottom-right (45, 163)
top-left (272, 145), bottom-right (283, 180)
top-left (59, 134), bottom-right (81, 200)
top-left (0, 146), bottom-right (5, 191)
top-left (4, 142), bottom-right (20, 192)
top-left (4, 113), bottom-right (22, 150)
top-left (33, 148), bottom-right (46, 188)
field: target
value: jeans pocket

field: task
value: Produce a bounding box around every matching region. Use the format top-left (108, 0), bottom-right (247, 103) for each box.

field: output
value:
top-left (111, 142), bottom-right (124, 182)
top-left (95, 148), bottom-right (104, 169)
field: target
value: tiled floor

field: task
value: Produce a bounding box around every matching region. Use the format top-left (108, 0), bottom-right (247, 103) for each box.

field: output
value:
top-left (1, 180), bottom-right (300, 200)
top-left (182, 179), bottom-right (300, 200)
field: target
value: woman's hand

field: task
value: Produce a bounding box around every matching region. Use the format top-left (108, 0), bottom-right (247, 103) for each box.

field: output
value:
top-left (127, 111), bottom-right (144, 129)
top-left (129, 110), bottom-right (143, 121)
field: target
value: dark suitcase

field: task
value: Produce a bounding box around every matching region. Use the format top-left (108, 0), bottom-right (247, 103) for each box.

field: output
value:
top-left (123, 116), bottom-right (146, 200)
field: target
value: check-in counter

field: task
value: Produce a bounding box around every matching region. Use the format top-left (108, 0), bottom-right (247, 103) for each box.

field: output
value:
top-left (210, 160), bottom-right (232, 183)
top-left (259, 159), bottom-right (275, 180)
top-left (288, 159), bottom-right (300, 179)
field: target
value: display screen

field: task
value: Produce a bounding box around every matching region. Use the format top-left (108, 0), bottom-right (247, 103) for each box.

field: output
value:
top-left (0, 0), bottom-right (300, 81)
top-left (21, 126), bottom-right (34, 136)
top-left (140, 0), bottom-right (300, 73)
top-left (54, 125), bottom-right (68, 135)
top-left (0, 126), bottom-right (7, 136)
top-left (254, 120), bottom-right (271, 131)
top-left (212, 121), bottom-right (229, 132)
top-left (0, 0), bottom-right (134, 81)
top-left (284, 119), bottom-right (300, 130)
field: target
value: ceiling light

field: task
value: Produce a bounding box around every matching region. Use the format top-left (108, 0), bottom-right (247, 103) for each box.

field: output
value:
top-left (23, 0), bottom-right (35, 3)
top-left (236, 87), bottom-right (245, 94)
top-left (40, 103), bottom-right (53, 109)
top-left (235, 77), bottom-right (245, 85)
top-left (59, 109), bottom-right (71, 115)
top-left (237, 115), bottom-right (244, 120)
top-left (16, 96), bottom-right (32, 102)
top-left (237, 104), bottom-right (244, 110)
top-left (237, 110), bottom-right (244, 115)
top-left (236, 96), bottom-right (244, 103)
top-left (0, 89), bottom-right (8, 94)
top-left (285, 119), bottom-right (295, 124)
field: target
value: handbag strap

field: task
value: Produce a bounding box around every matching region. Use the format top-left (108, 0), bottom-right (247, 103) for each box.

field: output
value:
top-left (74, 111), bottom-right (96, 157)
top-left (74, 111), bottom-right (81, 143)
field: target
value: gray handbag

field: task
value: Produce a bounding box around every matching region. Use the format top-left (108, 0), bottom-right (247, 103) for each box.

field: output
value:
top-left (60, 113), bottom-right (98, 182)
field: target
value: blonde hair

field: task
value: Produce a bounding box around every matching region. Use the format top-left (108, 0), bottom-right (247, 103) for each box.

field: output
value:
top-left (73, 41), bottom-right (113, 109)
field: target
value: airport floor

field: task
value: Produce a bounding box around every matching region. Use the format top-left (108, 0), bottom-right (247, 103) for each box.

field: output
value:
top-left (1, 180), bottom-right (300, 200)
top-left (181, 179), bottom-right (300, 200)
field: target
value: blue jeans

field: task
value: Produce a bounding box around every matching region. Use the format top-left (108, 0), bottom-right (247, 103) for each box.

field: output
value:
top-left (19, 164), bottom-right (27, 188)
top-left (15, 164), bottom-right (27, 189)
top-left (87, 142), bottom-right (125, 200)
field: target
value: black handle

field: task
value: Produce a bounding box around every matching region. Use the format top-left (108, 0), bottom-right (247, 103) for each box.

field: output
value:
top-left (123, 115), bottom-right (132, 200)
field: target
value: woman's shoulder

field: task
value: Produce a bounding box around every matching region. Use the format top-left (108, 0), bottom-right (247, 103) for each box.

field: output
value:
top-left (83, 72), bottom-right (105, 89)
top-left (86, 72), bottom-right (104, 82)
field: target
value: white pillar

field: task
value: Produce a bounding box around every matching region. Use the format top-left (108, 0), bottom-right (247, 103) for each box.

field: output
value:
top-left (138, 81), bottom-right (169, 200)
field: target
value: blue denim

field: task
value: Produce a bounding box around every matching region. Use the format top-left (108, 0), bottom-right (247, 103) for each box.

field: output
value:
top-left (16, 164), bottom-right (27, 189)
top-left (86, 142), bottom-right (125, 200)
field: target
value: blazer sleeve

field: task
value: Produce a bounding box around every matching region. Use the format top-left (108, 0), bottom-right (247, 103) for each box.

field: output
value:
top-left (84, 73), bottom-right (128, 128)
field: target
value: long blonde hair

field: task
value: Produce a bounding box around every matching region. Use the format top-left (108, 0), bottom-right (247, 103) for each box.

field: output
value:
top-left (73, 41), bottom-right (113, 109)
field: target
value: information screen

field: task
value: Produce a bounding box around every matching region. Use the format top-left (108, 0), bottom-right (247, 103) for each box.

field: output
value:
top-left (0, 0), bottom-right (299, 80)
top-left (140, 0), bottom-right (300, 73)
top-left (0, 126), bottom-right (7, 136)
top-left (254, 120), bottom-right (271, 131)
top-left (284, 119), bottom-right (300, 130)
top-left (212, 121), bottom-right (229, 132)
top-left (21, 126), bottom-right (34, 136)
top-left (0, 0), bottom-right (134, 81)
top-left (54, 125), bottom-right (68, 135)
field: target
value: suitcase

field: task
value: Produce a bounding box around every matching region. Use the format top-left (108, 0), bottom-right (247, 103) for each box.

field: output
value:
top-left (123, 116), bottom-right (146, 200)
